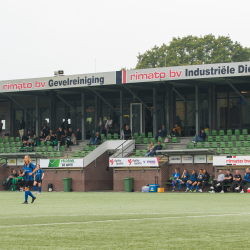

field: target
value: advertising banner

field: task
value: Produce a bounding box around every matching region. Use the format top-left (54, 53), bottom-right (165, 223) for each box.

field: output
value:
top-left (17, 158), bottom-right (36, 166)
top-left (213, 156), bottom-right (250, 166)
top-left (182, 155), bottom-right (193, 164)
top-left (40, 158), bottom-right (83, 168)
top-left (207, 155), bottom-right (213, 163)
top-left (7, 158), bottom-right (16, 166)
top-left (109, 157), bottom-right (159, 167)
top-left (194, 155), bottom-right (206, 163)
top-left (169, 156), bottom-right (181, 164)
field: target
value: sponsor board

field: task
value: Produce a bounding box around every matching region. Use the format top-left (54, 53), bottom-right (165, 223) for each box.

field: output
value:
top-left (207, 155), bottom-right (213, 163)
top-left (169, 156), bottom-right (181, 164)
top-left (109, 157), bottom-right (159, 167)
top-left (213, 156), bottom-right (250, 166)
top-left (182, 155), bottom-right (193, 164)
top-left (7, 158), bottom-right (16, 166)
top-left (17, 158), bottom-right (36, 166)
top-left (194, 155), bottom-right (206, 163)
top-left (40, 158), bottom-right (83, 168)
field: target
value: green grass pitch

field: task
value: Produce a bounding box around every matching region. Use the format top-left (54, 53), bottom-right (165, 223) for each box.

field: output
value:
top-left (0, 191), bottom-right (249, 250)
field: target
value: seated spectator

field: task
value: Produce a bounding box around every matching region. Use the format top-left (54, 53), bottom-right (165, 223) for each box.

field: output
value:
top-left (172, 169), bottom-right (180, 192)
top-left (192, 129), bottom-right (206, 143)
top-left (168, 123), bottom-right (181, 138)
top-left (145, 142), bottom-right (155, 156)
top-left (75, 128), bottom-right (82, 140)
top-left (218, 169), bottom-right (233, 193)
top-left (89, 132), bottom-right (101, 146)
top-left (27, 136), bottom-right (36, 147)
top-left (124, 125), bottom-right (131, 140)
top-left (16, 170), bottom-right (24, 191)
top-left (68, 128), bottom-right (73, 137)
top-left (42, 122), bottom-right (49, 137)
top-left (235, 168), bottom-right (250, 193)
top-left (210, 169), bottom-right (225, 193)
top-left (177, 169), bottom-right (188, 192)
top-left (67, 132), bottom-right (77, 150)
top-left (104, 116), bottom-right (113, 134)
top-left (186, 170), bottom-right (197, 192)
top-left (198, 169), bottom-right (210, 192)
top-left (229, 170), bottom-right (242, 192)
top-left (155, 125), bottom-right (167, 141)
top-left (5, 169), bottom-right (18, 191)
top-left (148, 141), bottom-right (162, 157)
top-left (190, 169), bottom-right (203, 192)
top-left (39, 130), bottom-right (46, 142)
top-left (23, 130), bottom-right (33, 144)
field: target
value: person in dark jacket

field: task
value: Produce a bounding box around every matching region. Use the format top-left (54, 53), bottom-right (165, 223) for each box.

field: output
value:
top-left (56, 127), bottom-right (63, 151)
top-left (148, 141), bottom-right (162, 157)
top-left (235, 168), bottom-right (250, 193)
top-left (18, 117), bottom-right (26, 141)
top-left (5, 169), bottom-right (18, 190)
top-left (229, 170), bottom-right (242, 192)
top-left (89, 132), bottom-right (101, 145)
top-left (155, 125), bottom-right (167, 141)
top-left (124, 125), bottom-right (131, 140)
top-left (192, 129), bottom-right (206, 143)
top-left (75, 128), bottom-right (82, 140)
top-left (186, 170), bottom-right (197, 192)
top-left (218, 170), bottom-right (233, 193)
top-left (198, 169), bottom-right (210, 192)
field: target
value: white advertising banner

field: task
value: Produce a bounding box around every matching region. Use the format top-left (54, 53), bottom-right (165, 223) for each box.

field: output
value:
top-left (182, 155), bottom-right (193, 164)
top-left (169, 156), bottom-right (181, 164)
top-left (7, 158), bottom-right (16, 166)
top-left (109, 157), bottom-right (159, 167)
top-left (17, 158), bottom-right (36, 166)
top-left (213, 156), bottom-right (250, 166)
top-left (194, 155), bottom-right (206, 163)
top-left (40, 158), bottom-right (83, 168)
top-left (207, 155), bottom-right (214, 163)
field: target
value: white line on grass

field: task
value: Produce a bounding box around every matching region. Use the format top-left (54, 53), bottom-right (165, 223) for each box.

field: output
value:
top-left (0, 213), bottom-right (250, 229)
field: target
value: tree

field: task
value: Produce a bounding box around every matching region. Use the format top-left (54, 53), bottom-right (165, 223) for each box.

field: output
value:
top-left (135, 34), bottom-right (250, 69)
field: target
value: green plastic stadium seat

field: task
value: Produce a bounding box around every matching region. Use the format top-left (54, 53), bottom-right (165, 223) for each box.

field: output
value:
top-left (0, 138), bottom-right (2, 143)
top-left (87, 151), bottom-right (91, 154)
top-left (48, 146), bottom-right (53, 152)
top-left (60, 146), bottom-right (65, 152)
top-left (219, 130), bottom-right (225, 136)
top-left (231, 135), bottom-right (237, 141)
top-left (172, 137), bottom-right (177, 143)
top-left (188, 142), bottom-right (194, 149)
top-left (147, 132), bottom-right (153, 138)
top-left (247, 135), bottom-right (250, 141)
top-left (212, 130), bottom-right (217, 136)
top-left (44, 152), bottom-right (48, 157)
top-left (136, 138), bottom-right (141, 144)
top-left (133, 133), bottom-right (138, 139)
top-left (224, 148), bottom-right (230, 154)
top-left (241, 147), bottom-right (246, 154)
top-left (141, 132), bottom-right (146, 138)
top-left (162, 143), bottom-right (166, 149)
top-left (150, 138), bottom-right (155, 143)
top-left (101, 134), bottom-right (105, 140)
top-left (212, 142), bottom-right (217, 148)
top-left (107, 134), bottom-right (112, 140)
top-left (15, 137), bottom-right (20, 142)
top-left (11, 148), bottom-right (16, 153)
top-left (215, 136), bottom-right (221, 142)
top-left (142, 149), bottom-right (147, 155)
top-left (244, 141), bottom-right (249, 147)
top-left (220, 142), bottom-right (225, 148)
top-left (236, 141), bottom-right (241, 147)
top-left (41, 147), bottom-right (46, 152)
top-left (143, 138), bottom-right (148, 144)
top-left (223, 135), bottom-right (229, 142)
top-left (49, 152), bottom-right (55, 158)
top-left (10, 137), bottom-right (14, 142)
top-left (232, 147), bottom-right (238, 154)
top-left (46, 141), bottom-right (51, 146)
top-left (73, 151), bottom-right (79, 157)
top-left (208, 136), bottom-right (213, 142)
top-left (135, 150), bottom-right (141, 156)
top-left (158, 137), bottom-right (163, 142)
top-left (56, 152), bottom-right (61, 157)
top-left (5, 143), bottom-right (10, 148)
top-left (217, 148), bottom-right (222, 154)
top-left (242, 129), bottom-right (248, 135)
top-left (239, 135), bottom-right (244, 141)
top-left (227, 130), bottom-right (232, 136)
top-left (16, 142), bottom-right (21, 147)
top-left (4, 138), bottom-right (8, 143)
top-left (196, 142), bottom-right (202, 148)
top-left (113, 133), bottom-right (119, 140)
top-left (227, 141), bottom-right (233, 148)
top-left (204, 142), bottom-right (210, 148)
top-left (10, 142), bottom-right (16, 147)
top-left (80, 152), bottom-right (86, 157)
top-left (40, 141), bottom-right (45, 147)
top-left (0, 148), bottom-right (4, 153)
top-left (6, 149), bottom-right (11, 153)
top-left (85, 145), bottom-right (90, 151)
top-left (235, 129), bottom-right (240, 135)
top-left (0, 143), bottom-right (3, 148)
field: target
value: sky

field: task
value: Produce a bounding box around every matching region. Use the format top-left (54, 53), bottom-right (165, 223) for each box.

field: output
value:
top-left (0, 0), bottom-right (250, 81)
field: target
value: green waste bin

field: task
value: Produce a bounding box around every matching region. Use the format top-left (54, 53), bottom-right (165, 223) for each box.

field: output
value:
top-left (124, 177), bottom-right (133, 192)
top-left (63, 178), bottom-right (72, 192)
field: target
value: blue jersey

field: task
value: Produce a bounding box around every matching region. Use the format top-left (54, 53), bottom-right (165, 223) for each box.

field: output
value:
top-left (244, 173), bottom-right (250, 181)
top-left (23, 163), bottom-right (36, 181)
top-left (35, 169), bottom-right (44, 181)
top-left (197, 173), bottom-right (203, 181)
top-left (182, 173), bottom-right (188, 181)
top-left (190, 174), bottom-right (197, 181)
top-left (173, 173), bottom-right (180, 180)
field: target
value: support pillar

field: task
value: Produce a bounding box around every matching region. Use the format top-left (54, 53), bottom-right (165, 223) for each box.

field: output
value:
top-left (153, 88), bottom-right (157, 137)
top-left (208, 87), bottom-right (212, 135)
top-left (165, 84), bottom-right (170, 131)
top-left (36, 96), bottom-right (39, 136)
top-left (120, 90), bottom-right (123, 138)
top-left (94, 95), bottom-right (98, 129)
top-left (195, 86), bottom-right (199, 135)
top-left (9, 100), bottom-right (12, 136)
top-left (81, 93), bottom-right (86, 139)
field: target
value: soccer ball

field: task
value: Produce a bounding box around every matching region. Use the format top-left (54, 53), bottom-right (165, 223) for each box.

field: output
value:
top-left (48, 188), bottom-right (52, 192)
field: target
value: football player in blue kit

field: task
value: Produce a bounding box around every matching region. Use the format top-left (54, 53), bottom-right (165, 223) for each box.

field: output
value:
top-left (172, 169), bottom-right (180, 192)
top-left (33, 164), bottom-right (44, 195)
top-left (190, 169), bottom-right (203, 192)
top-left (185, 170), bottom-right (197, 192)
top-left (22, 155), bottom-right (38, 204)
top-left (177, 169), bottom-right (188, 192)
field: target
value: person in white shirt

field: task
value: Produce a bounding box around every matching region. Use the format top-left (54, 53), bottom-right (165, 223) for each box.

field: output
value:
top-left (210, 169), bottom-right (225, 193)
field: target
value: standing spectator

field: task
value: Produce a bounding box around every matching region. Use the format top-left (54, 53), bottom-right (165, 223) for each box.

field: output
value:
top-left (219, 170), bottom-right (233, 193)
top-left (75, 128), bottom-right (82, 140)
top-left (210, 169), bottom-right (225, 193)
top-left (192, 129), bottom-right (206, 143)
top-left (186, 170), bottom-right (197, 192)
top-left (229, 170), bottom-right (242, 192)
top-left (18, 117), bottom-right (26, 141)
top-left (168, 123), bottom-right (181, 138)
top-left (89, 132), bottom-right (101, 146)
top-left (0, 119), bottom-right (3, 138)
top-left (198, 169), bottom-right (210, 192)
top-left (145, 142), bottom-right (155, 156)
top-left (148, 141), bottom-right (162, 157)
top-left (105, 116), bottom-right (113, 134)
top-left (67, 132), bottom-right (77, 150)
top-left (235, 168), bottom-right (250, 193)
top-left (124, 125), bottom-right (131, 140)
top-left (155, 125), bottom-right (167, 141)
top-left (56, 127), bottom-right (63, 151)
top-left (172, 169), bottom-right (180, 192)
